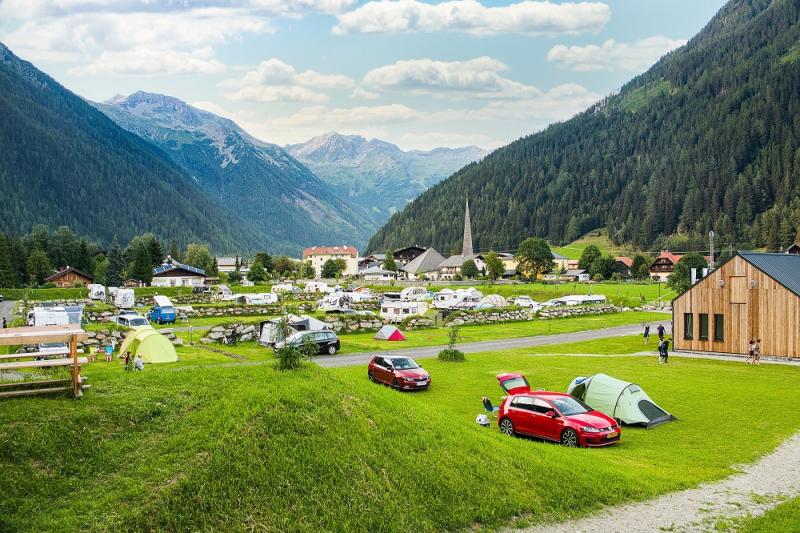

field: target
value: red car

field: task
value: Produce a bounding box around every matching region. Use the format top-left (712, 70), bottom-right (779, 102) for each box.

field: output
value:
top-left (495, 373), bottom-right (620, 447)
top-left (368, 355), bottom-right (430, 390)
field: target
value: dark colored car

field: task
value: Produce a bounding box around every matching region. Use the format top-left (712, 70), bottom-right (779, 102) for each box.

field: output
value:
top-left (274, 330), bottom-right (340, 355)
top-left (368, 355), bottom-right (430, 390)
top-left (496, 373), bottom-right (620, 447)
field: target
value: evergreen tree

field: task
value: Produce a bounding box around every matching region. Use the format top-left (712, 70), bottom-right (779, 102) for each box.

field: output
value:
top-left (9, 237), bottom-right (27, 286)
top-left (578, 245), bottom-right (602, 271)
top-left (515, 237), bottom-right (554, 279)
top-left (106, 236), bottom-right (126, 287)
top-left (184, 244), bottom-right (214, 273)
top-left (131, 246), bottom-right (153, 284)
top-left (383, 251), bottom-right (397, 272)
top-left (321, 259), bottom-right (346, 278)
top-left (168, 239), bottom-right (182, 262)
top-left (27, 249), bottom-right (52, 286)
top-left (146, 235), bottom-right (165, 267)
top-left (484, 251), bottom-right (505, 280)
top-left (589, 255), bottom-right (616, 280)
top-left (461, 259), bottom-right (479, 279)
top-left (631, 254), bottom-right (652, 280)
top-left (254, 252), bottom-right (274, 273)
top-left (247, 261), bottom-right (268, 284)
top-left (94, 256), bottom-right (108, 286)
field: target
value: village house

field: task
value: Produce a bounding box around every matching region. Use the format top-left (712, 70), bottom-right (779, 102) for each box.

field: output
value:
top-left (44, 266), bottom-right (94, 288)
top-left (650, 251), bottom-right (713, 282)
top-left (360, 265), bottom-right (397, 281)
top-left (787, 241), bottom-right (800, 254)
top-left (151, 262), bottom-right (207, 287)
top-left (303, 246), bottom-right (359, 279)
top-left (402, 248), bottom-right (446, 280)
top-left (673, 252), bottom-right (800, 358)
top-left (561, 269), bottom-right (590, 282)
top-left (552, 252), bottom-right (569, 272)
top-left (215, 256), bottom-right (249, 275)
top-left (615, 256), bottom-right (633, 278)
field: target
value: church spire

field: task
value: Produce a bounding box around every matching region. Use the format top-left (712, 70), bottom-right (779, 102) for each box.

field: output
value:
top-left (462, 196), bottom-right (473, 256)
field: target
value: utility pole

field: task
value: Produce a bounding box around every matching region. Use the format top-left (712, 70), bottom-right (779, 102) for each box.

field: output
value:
top-left (709, 231), bottom-right (715, 269)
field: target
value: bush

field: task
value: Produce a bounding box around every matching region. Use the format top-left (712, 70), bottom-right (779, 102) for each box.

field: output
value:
top-left (437, 348), bottom-right (465, 362)
top-left (274, 345), bottom-right (306, 370)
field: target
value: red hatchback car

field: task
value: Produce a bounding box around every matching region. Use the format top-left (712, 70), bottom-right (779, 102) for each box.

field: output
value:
top-left (496, 373), bottom-right (620, 447)
top-left (368, 355), bottom-right (430, 390)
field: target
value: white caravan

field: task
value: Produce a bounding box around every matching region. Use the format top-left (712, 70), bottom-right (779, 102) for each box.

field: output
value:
top-left (305, 281), bottom-right (330, 293)
top-left (319, 293), bottom-right (352, 312)
top-left (432, 288), bottom-right (483, 310)
top-left (115, 288), bottom-right (135, 309)
top-left (558, 294), bottom-right (607, 306)
top-left (239, 293), bottom-right (279, 305)
top-left (88, 284), bottom-right (106, 301)
top-left (27, 307), bottom-right (70, 327)
top-left (380, 301), bottom-right (428, 323)
top-left (271, 283), bottom-right (297, 294)
top-left (400, 287), bottom-right (428, 301)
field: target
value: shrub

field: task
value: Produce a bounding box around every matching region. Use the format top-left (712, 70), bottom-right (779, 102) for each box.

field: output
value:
top-left (437, 348), bottom-right (465, 362)
top-left (274, 345), bottom-right (306, 370)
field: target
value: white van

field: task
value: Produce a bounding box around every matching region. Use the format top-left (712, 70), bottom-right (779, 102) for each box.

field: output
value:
top-left (88, 284), bottom-right (106, 301)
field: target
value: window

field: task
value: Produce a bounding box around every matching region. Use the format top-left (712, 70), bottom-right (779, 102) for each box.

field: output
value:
top-left (714, 314), bottom-right (724, 341)
top-left (532, 398), bottom-right (553, 414)
top-left (699, 313), bottom-right (709, 340)
top-left (683, 313), bottom-right (694, 340)
top-left (511, 396), bottom-right (535, 411)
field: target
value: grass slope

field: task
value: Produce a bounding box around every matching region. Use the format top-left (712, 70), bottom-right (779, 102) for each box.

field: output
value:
top-left (550, 229), bottom-right (621, 260)
top-left (732, 496), bottom-right (800, 532)
top-left (1, 337), bottom-right (799, 531)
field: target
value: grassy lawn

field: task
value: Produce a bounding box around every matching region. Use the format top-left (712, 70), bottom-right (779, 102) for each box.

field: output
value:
top-left (336, 311), bottom-right (666, 354)
top-left (728, 496), bottom-right (800, 532)
top-left (1, 334), bottom-right (798, 531)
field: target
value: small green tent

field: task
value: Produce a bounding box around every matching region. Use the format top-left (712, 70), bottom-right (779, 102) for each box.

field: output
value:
top-left (567, 373), bottom-right (674, 428)
top-left (117, 326), bottom-right (178, 364)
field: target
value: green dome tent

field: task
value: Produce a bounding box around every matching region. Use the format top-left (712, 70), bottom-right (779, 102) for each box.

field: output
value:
top-left (567, 373), bottom-right (674, 428)
top-left (117, 326), bottom-right (178, 364)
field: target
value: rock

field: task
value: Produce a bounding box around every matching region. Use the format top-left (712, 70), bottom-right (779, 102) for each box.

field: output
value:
top-left (199, 337), bottom-right (213, 344)
top-left (160, 329), bottom-right (174, 336)
top-left (208, 331), bottom-right (225, 340)
top-left (211, 326), bottom-right (226, 333)
top-left (172, 338), bottom-right (184, 346)
top-left (95, 333), bottom-right (106, 341)
top-left (83, 338), bottom-right (100, 345)
top-left (239, 333), bottom-right (253, 342)
top-left (242, 325), bottom-right (255, 334)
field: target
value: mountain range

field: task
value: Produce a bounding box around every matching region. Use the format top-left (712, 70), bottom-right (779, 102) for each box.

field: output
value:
top-left (0, 42), bottom-right (254, 253)
top-left (287, 133), bottom-right (486, 226)
top-left (96, 92), bottom-right (375, 254)
top-left (368, 0), bottom-right (800, 255)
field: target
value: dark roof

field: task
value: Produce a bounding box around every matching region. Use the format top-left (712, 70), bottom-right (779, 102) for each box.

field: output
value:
top-left (739, 252), bottom-right (800, 297)
top-left (45, 266), bottom-right (94, 283)
top-left (152, 262), bottom-right (206, 277)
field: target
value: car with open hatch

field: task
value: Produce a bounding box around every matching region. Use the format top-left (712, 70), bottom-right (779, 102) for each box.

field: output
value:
top-left (274, 330), bottom-right (340, 355)
top-left (495, 373), bottom-right (620, 447)
top-left (368, 355), bottom-right (430, 390)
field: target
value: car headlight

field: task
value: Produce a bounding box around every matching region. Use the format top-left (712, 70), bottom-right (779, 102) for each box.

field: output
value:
top-left (581, 426), bottom-right (602, 433)
top-left (403, 377), bottom-right (416, 382)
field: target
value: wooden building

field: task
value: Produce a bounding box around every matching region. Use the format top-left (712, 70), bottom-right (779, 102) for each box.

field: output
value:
top-left (672, 252), bottom-right (800, 358)
top-left (44, 266), bottom-right (94, 288)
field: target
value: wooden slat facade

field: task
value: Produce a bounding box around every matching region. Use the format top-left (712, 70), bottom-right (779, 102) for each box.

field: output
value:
top-left (673, 255), bottom-right (800, 357)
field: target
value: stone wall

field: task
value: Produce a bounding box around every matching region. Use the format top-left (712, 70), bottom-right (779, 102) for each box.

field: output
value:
top-left (199, 323), bottom-right (257, 344)
top-left (443, 308), bottom-right (531, 326)
top-left (323, 315), bottom-right (383, 333)
top-left (536, 304), bottom-right (619, 319)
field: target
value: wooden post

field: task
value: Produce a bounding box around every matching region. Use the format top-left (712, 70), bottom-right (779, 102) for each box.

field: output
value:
top-left (70, 334), bottom-right (81, 398)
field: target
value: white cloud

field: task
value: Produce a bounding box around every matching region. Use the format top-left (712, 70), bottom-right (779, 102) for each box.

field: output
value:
top-left (77, 47), bottom-right (226, 75)
top-left (350, 87), bottom-right (380, 100)
top-left (547, 36), bottom-right (687, 72)
top-left (220, 58), bottom-right (355, 103)
top-left (333, 0), bottom-right (610, 36)
top-left (363, 56), bottom-right (537, 98)
top-left (398, 132), bottom-right (503, 150)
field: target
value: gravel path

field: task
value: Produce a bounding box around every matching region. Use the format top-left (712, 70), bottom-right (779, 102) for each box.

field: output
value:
top-left (521, 431), bottom-right (800, 533)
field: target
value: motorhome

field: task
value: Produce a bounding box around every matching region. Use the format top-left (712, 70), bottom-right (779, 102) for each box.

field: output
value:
top-left (432, 288), bottom-right (483, 310)
top-left (400, 287), bottom-right (428, 301)
top-left (305, 281), bottom-right (330, 293)
top-left (380, 300), bottom-right (428, 323)
top-left (115, 288), bottom-right (135, 309)
top-left (238, 293), bottom-right (279, 305)
top-left (215, 285), bottom-right (236, 301)
top-left (558, 294), bottom-right (607, 306)
top-left (27, 307), bottom-right (70, 327)
top-left (88, 284), bottom-right (106, 301)
top-left (319, 293), bottom-right (352, 312)
top-left (271, 283), bottom-right (297, 294)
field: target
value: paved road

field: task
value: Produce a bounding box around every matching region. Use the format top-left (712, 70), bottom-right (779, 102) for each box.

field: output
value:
top-left (314, 322), bottom-right (668, 368)
top-left (0, 299), bottom-right (14, 327)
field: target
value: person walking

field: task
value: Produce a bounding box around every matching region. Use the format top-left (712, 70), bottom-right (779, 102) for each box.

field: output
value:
top-left (2, 317), bottom-right (6, 328)
top-left (661, 338), bottom-right (670, 363)
top-left (123, 351), bottom-right (132, 371)
top-left (657, 338), bottom-right (664, 363)
top-left (657, 323), bottom-right (666, 341)
top-left (643, 324), bottom-right (651, 344)
top-left (105, 344), bottom-right (113, 363)
top-left (746, 338), bottom-right (756, 364)
top-left (753, 338), bottom-right (762, 365)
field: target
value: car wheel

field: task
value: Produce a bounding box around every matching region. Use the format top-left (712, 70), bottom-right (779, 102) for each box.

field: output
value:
top-left (561, 429), bottom-right (579, 447)
top-left (392, 379), bottom-right (401, 390)
top-left (327, 344), bottom-right (337, 355)
top-left (499, 418), bottom-right (515, 436)
top-left (368, 371), bottom-right (375, 382)
top-left (157, 318), bottom-right (162, 325)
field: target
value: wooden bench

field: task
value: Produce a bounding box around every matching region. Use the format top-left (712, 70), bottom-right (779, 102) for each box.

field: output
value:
top-left (0, 350), bottom-right (70, 360)
top-left (0, 357), bottom-right (89, 370)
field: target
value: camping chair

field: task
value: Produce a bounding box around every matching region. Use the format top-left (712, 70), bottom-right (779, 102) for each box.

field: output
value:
top-left (482, 397), bottom-right (500, 419)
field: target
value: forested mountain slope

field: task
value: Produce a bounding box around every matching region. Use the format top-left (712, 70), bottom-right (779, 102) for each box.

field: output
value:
top-left (287, 132), bottom-right (486, 226)
top-left (98, 94), bottom-right (376, 254)
top-left (0, 43), bottom-right (257, 252)
top-left (367, 0), bottom-right (800, 254)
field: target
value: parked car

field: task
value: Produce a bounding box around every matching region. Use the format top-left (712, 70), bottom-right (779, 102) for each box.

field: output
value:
top-left (115, 314), bottom-right (150, 328)
top-left (0, 293), bottom-right (4, 302)
top-left (274, 330), bottom-right (340, 355)
top-left (495, 373), bottom-right (620, 447)
top-left (368, 355), bottom-right (430, 390)
top-left (147, 305), bottom-right (176, 324)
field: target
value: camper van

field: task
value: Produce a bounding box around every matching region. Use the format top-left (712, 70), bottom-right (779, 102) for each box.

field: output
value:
top-left (432, 288), bottom-right (483, 310)
top-left (557, 294), bottom-right (607, 306)
top-left (271, 283), bottom-right (298, 294)
top-left (380, 301), bottom-right (428, 323)
top-left (305, 281), bottom-right (330, 293)
top-left (319, 293), bottom-right (352, 312)
top-left (215, 285), bottom-right (236, 301)
top-left (147, 295), bottom-right (177, 324)
top-left (115, 288), bottom-right (135, 309)
top-left (400, 287), bottom-right (428, 301)
top-left (88, 284), bottom-right (106, 301)
top-left (239, 293), bottom-right (279, 305)
top-left (27, 307), bottom-right (70, 327)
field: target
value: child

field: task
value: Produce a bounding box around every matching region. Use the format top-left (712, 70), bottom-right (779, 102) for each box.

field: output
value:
top-left (105, 344), bottom-right (113, 363)
top-left (753, 339), bottom-right (762, 365)
top-left (746, 338), bottom-right (756, 364)
top-left (134, 354), bottom-right (144, 371)
top-left (123, 351), bottom-right (132, 371)
top-left (657, 339), bottom-right (665, 363)
top-left (660, 338), bottom-right (670, 363)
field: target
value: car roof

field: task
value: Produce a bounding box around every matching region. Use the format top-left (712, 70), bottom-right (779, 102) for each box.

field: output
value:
top-left (514, 391), bottom-right (571, 399)
top-left (385, 355), bottom-right (413, 361)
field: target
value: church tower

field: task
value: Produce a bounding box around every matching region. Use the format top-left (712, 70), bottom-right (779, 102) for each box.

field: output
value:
top-left (462, 196), bottom-right (473, 257)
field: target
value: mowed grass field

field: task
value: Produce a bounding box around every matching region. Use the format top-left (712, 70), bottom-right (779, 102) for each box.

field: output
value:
top-left (1, 336), bottom-right (798, 531)
top-left (730, 497), bottom-right (800, 532)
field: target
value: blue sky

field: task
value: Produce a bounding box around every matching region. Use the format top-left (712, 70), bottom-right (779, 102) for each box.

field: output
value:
top-left (0, 0), bottom-right (726, 150)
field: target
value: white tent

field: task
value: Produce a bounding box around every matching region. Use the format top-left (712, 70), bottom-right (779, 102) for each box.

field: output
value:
top-left (480, 294), bottom-right (508, 307)
top-left (258, 314), bottom-right (330, 346)
top-left (567, 373), bottom-right (674, 428)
